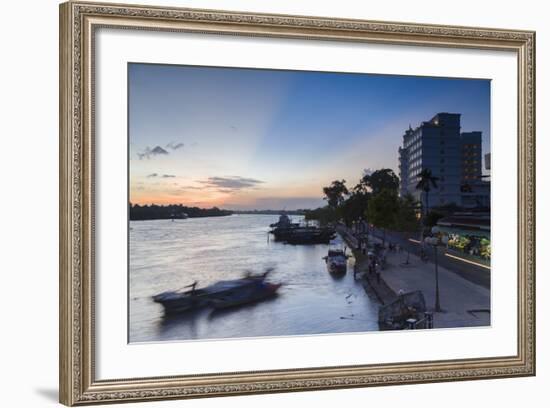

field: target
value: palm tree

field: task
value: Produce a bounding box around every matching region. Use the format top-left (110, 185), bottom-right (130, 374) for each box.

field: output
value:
top-left (416, 168), bottom-right (439, 243)
top-left (415, 169), bottom-right (439, 217)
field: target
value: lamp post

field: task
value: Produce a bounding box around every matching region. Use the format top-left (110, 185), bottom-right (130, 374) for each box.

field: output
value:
top-left (424, 226), bottom-right (448, 313)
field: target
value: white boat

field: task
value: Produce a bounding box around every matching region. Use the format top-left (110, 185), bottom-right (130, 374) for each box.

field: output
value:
top-left (323, 247), bottom-right (348, 275)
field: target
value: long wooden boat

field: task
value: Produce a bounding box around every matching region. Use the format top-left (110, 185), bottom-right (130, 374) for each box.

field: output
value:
top-left (209, 281), bottom-right (282, 309)
top-left (152, 273), bottom-right (281, 314)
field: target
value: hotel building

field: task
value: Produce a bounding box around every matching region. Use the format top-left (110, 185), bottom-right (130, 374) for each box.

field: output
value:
top-left (398, 113), bottom-right (490, 209)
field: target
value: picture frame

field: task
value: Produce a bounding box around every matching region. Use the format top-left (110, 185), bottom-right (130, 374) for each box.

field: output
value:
top-left (59, 1), bottom-right (536, 405)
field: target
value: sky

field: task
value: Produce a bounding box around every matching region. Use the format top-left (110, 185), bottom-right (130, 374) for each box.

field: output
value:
top-left (129, 63), bottom-right (491, 210)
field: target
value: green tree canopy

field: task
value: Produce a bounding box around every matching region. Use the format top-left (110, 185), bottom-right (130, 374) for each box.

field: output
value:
top-left (394, 193), bottom-right (419, 233)
top-left (366, 189), bottom-right (399, 231)
top-left (425, 210), bottom-right (445, 228)
top-left (393, 193), bottom-right (419, 264)
top-left (323, 179), bottom-right (349, 209)
top-left (340, 189), bottom-right (369, 226)
top-left (362, 168), bottom-right (400, 195)
top-left (303, 206), bottom-right (339, 225)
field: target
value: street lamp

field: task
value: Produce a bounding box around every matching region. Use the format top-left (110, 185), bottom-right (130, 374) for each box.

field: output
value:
top-left (424, 226), bottom-right (447, 312)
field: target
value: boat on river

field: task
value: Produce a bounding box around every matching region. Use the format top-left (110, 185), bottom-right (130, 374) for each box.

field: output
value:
top-left (283, 227), bottom-right (335, 244)
top-left (270, 214), bottom-right (335, 244)
top-left (323, 247), bottom-right (348, 275)
top-left (209, 280), bottom-right (282, 309)
top-left (152, 270), bottom-right (281, 315)
top-left (152, 282), bottom-right (211, 314)
top-left (269, 214), bottom-right (298, 229)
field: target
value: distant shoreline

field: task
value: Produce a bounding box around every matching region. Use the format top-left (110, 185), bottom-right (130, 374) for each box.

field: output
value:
top-left (129, 212), bottom-right (310, 221)
top-left (129, 203), bottom-right (232, 221)
top-left (129, 213), bottom-right (233, 221)
top-left (129, 203), bottom-right (310, 221)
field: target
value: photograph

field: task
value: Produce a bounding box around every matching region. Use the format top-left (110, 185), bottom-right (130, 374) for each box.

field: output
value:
top-left (128, 63), bottom-right (491, 343)
top-left (57, 1), bottom-right (536, 404)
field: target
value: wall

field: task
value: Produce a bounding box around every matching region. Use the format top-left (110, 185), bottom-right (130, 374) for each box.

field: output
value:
top-left (0, 0), bottom-right (546, 407)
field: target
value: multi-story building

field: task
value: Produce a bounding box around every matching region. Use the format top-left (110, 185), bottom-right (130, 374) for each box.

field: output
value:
top-left (485, 153), bottom-right (491, 171)
top-left (460, 131), bottom-right (483, 184)
top-left (398, 113), bottom-right (490, 209)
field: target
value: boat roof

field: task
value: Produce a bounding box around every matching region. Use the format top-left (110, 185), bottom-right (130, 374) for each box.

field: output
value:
top-left (202, 278), bottom-right (259, 294)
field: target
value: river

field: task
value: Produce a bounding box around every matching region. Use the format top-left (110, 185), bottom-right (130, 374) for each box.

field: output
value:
top-left (129, 214), bottom-right (379, 342)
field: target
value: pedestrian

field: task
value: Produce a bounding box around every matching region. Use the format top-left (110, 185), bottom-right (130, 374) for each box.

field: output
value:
top-left (376, 267), bottom-right (381, 284)
top-left (368, 256), bottom-right (374, 275)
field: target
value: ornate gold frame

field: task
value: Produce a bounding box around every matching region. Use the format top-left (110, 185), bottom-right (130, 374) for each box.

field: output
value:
top-left (59, 1), bottom-right (536, 405)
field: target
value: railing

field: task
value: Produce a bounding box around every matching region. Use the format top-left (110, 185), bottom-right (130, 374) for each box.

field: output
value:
top-left (406, 312), bottom-right (434, 330)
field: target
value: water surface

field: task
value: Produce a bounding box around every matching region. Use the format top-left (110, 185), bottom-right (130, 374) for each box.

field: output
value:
top-left (129, 214), bottom-right (378, 342)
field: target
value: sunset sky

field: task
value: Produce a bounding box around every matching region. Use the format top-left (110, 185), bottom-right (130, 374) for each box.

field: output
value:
top-left (129, 63), bottom-right (490, 210)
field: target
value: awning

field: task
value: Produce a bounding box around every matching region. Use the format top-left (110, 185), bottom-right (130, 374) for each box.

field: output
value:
top-left (437, 226), bottom-right (490, 239)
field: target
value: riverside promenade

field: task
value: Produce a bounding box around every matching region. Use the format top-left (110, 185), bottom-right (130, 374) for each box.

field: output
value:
top-left (339, 226), bottom-right (490, 329)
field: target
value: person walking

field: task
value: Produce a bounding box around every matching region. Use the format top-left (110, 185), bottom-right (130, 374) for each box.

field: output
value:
top-left (368, 255), bottom-right (374, 275)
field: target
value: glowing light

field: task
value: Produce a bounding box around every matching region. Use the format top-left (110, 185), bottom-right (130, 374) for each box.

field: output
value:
top-left (444, 253), bottom-right (491, 270)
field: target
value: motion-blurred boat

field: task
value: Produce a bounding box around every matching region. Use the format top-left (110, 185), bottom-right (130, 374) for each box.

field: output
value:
top-left (152, 282), bottom-right (212, 314)
top-left (152, 270), bottom-right (281, 314)
top-left (209, 280), bottom-right (282, 309)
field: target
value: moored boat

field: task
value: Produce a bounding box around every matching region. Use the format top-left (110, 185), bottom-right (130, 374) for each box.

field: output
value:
top-left (269, 214), bottom-right (296, 228)
top-left (323, 247), bottom-right (348, 275)
top-left (270, 215), bottom-right (335, 244)
top-left (284, 227), bottom-right (335, 244)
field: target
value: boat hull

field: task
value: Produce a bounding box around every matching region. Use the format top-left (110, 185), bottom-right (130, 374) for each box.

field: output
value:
top-left (153, 295), bottom-right (207, 314)
top-left (210, 283), bottom-right (282, 309)
top-left (152, 275), bottom-right (282, 315)
top-left (271, 225), bottom-right (335, 245)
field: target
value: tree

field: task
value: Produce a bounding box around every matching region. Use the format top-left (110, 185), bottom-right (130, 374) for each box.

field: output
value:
top-left (366, 189), bottom-right (399, 245)
top-left (425, 210), bottom-right (444, 228)
top-left (362, 168), bottom-right (400, 195)
top-left (303, 206), bottom-right (339, 225)
top-left (323, 180), bottom-right (349, 209)
top-left (340, 190), bottom-right (369, 227)
top-left (393, 193), bottom-right (419, 264)
top-left (415, 169), bottom-right (439, 217)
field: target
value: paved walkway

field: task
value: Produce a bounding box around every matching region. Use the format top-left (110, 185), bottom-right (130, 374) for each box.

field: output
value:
top-left (340, 226), bottom-right (490, 329)
top-left (380, 249), bottom-right (490, 328)
top-left (370, 227), bottom-right (491, 289)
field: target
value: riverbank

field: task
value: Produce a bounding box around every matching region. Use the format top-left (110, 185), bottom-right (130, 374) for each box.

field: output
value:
top-left (338, 226), bottom-right (396, 306)
top-left (339, 225), bottom-right (490, 329)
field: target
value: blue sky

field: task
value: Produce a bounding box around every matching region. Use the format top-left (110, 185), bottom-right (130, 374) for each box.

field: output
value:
top-left (129, 63), bottom-right (490, 210)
